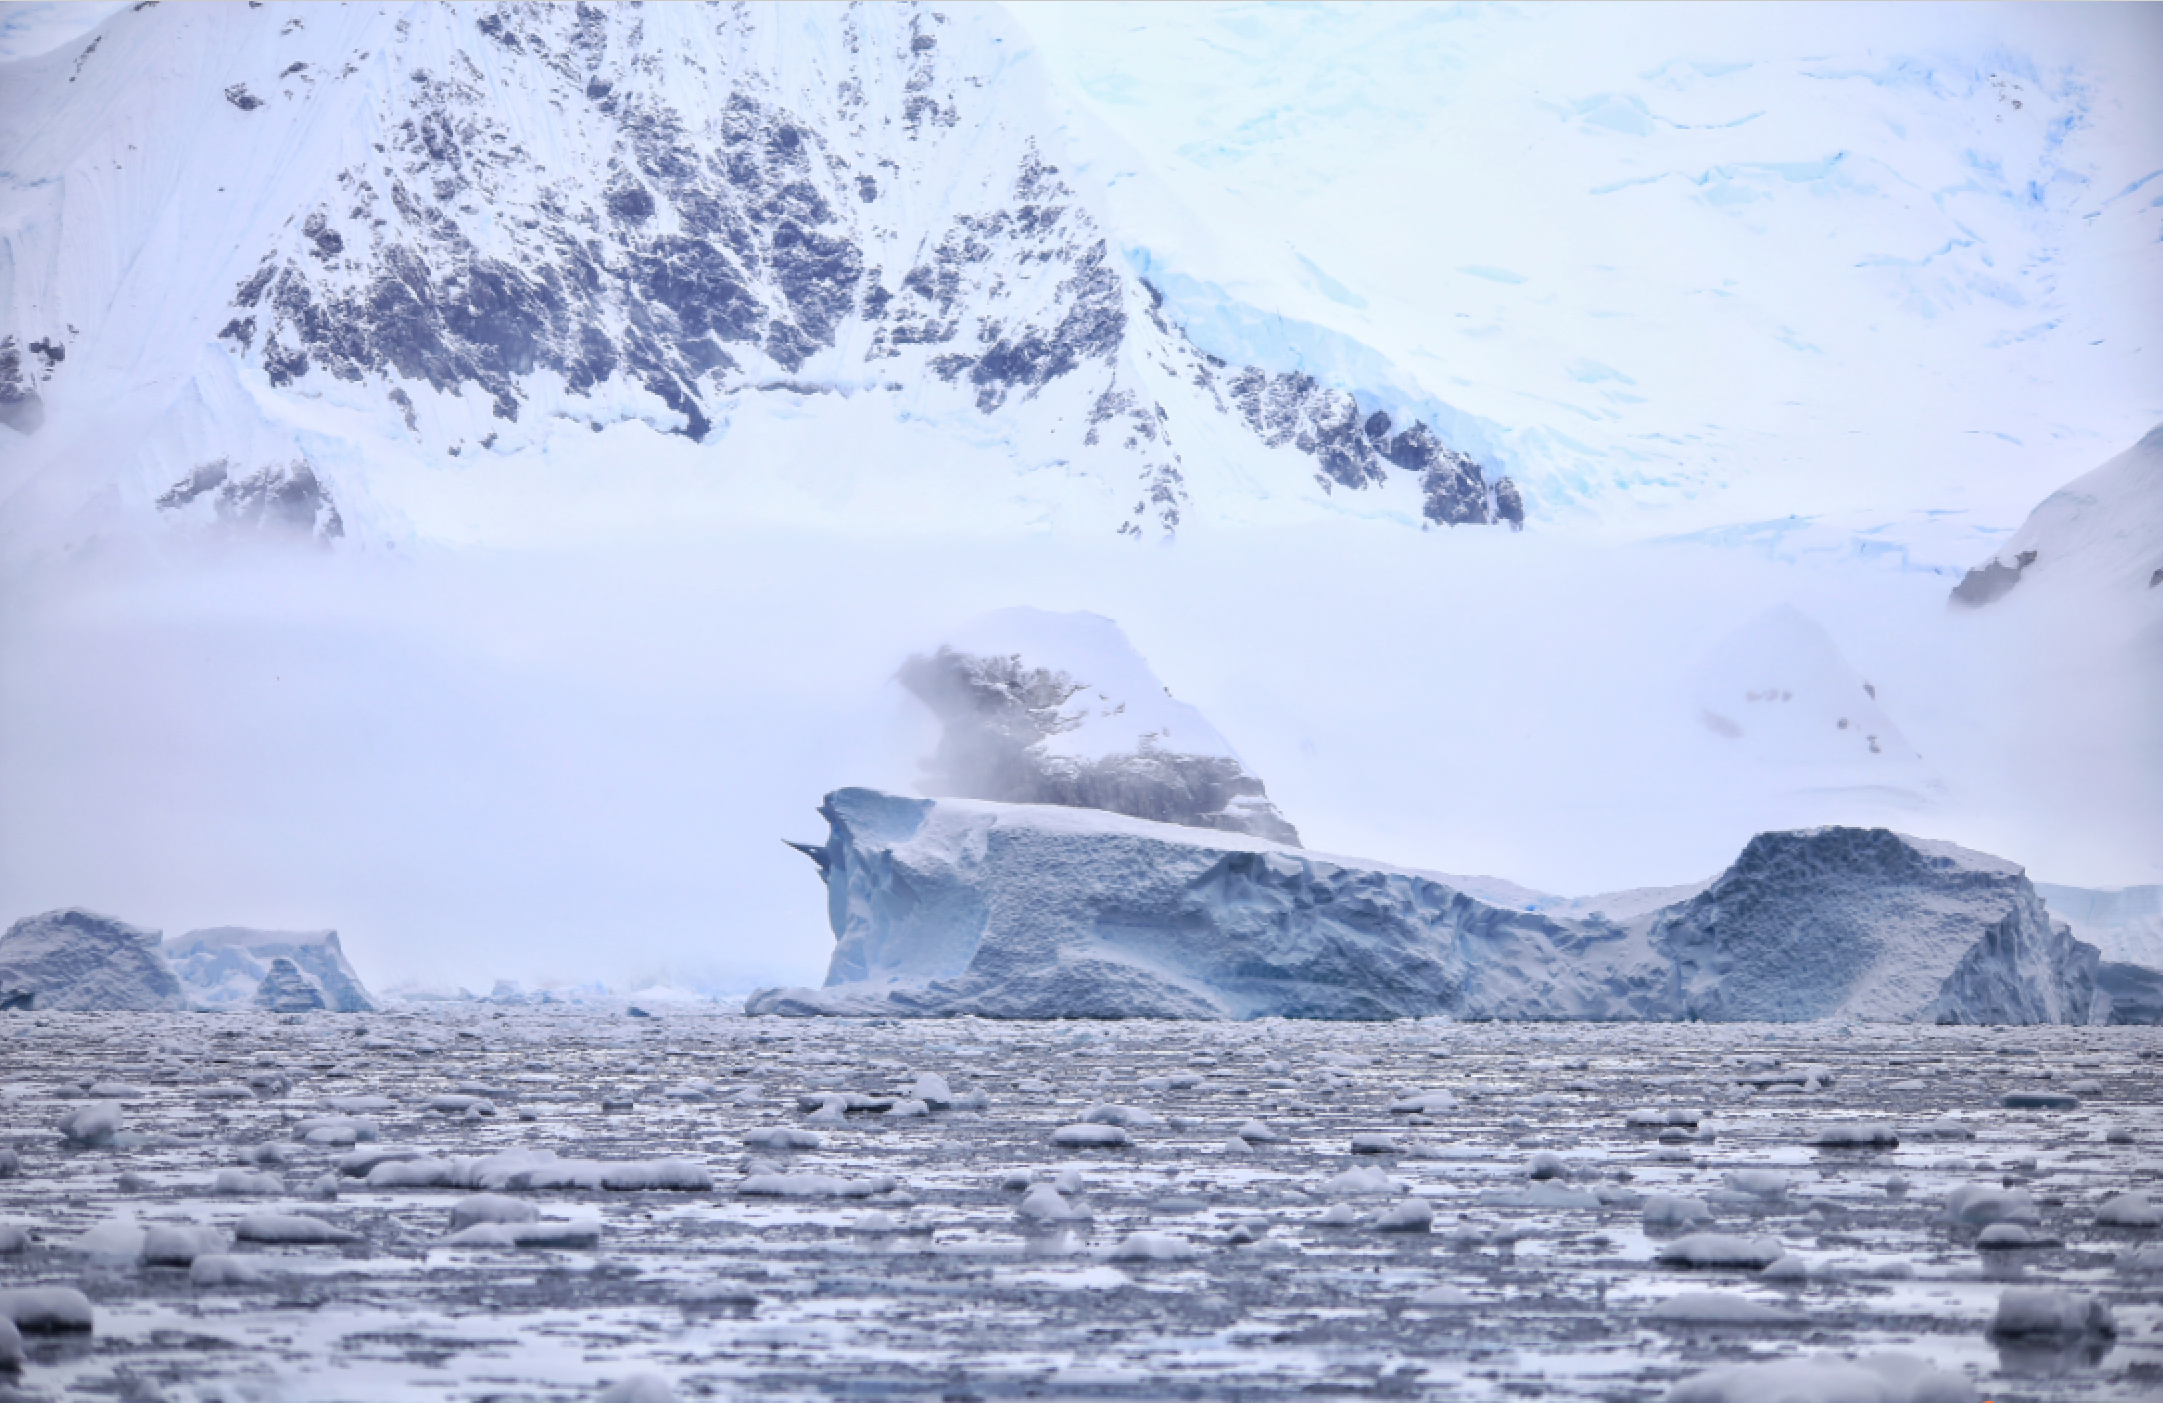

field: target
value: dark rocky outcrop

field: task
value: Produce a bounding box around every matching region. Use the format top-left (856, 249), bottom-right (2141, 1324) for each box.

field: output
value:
top-left (155, 458), bottom-right (343, 543)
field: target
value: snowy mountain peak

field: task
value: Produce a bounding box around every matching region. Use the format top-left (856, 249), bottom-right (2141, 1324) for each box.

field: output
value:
top-left (0, 0), bottom-right (1515, 554)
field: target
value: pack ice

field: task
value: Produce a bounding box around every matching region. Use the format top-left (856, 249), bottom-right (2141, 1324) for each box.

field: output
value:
top-left (748, 791), bottom-right (2119, 1022)
top-left (0, 909), bottom-right (188, 1012)
top-left (163, 927), bottom-right (377, 1012)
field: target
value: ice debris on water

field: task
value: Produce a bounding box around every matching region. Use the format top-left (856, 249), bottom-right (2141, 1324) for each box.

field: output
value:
top-left (0, 1286), bottom-right (95, 1332)
top-left (1666, 1352), bottom-right (1970, 1403)
top-left (1989, 1288), bottom-right (2116, 1340)
top-left (1657, 1234), bottom-right (1787, 1270)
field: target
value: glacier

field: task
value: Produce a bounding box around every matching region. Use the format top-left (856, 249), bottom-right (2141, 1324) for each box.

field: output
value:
top-left (897, 607), bottom-right (1300, 845)
top-left (746, 788), bottom-right (2121, 1023)
top-left (0, 908), bottom-right (188, 1012)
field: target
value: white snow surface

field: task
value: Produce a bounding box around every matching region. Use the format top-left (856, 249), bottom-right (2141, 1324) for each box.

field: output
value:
top-left (747, 789), bottom-right (2112, 1023)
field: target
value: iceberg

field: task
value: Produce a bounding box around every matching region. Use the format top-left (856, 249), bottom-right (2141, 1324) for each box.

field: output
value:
top-left (0, 909), bottom-right (188, 1012)
top-left (165, 927), bottom-right (375, 1013)
top-left (747, 789), bottom-right (2111, 1023)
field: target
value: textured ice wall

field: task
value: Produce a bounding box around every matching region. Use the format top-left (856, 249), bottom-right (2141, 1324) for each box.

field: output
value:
top-left (748, 790), bottom-right (2114, 1023)
top-left (0, 908), bottom-right (188, 1012)
top-left (165, 927), bottom-right (376, 1013)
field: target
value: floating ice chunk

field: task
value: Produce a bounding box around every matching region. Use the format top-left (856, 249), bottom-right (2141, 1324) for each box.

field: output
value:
top-left (442, 1218), bottom-right (601, 1249)
top-left (367, 1158), bottom-right (456, 1188)
top-left (2001, 1090), bottom-right (2079, 1110)
top-left (1760, 1254), bottom-right (1809, 1280)
top-left (1081, 1104), bottom-right (1159, 1128)
top-left (449, 1194), bottom-right (539, 1230)
top-left (0, 1286), bottom-right (94, 1331)
top-left (295, 1116), bottom-right (376, 1145)
top-left (1643, 1194), bottom-right (1715, 1230)
top-left (70, 1216), bottom-right (146, 1260)
top-left (795, 1093), bottom-right (893, 1114)
top-left (1388, 1092), bottom-right (1457, 1114)
top-left (1315, 1204), bottom-right (1361, 1226)
top-left (0, 1316), bottom-right (19, 1370)
top-left (2119, 1245), bottom-right (2163, 1273)
top-left (1812, 1123), bottom-right (1899, 1148)
top-left (1722, 1170), bottom-right (1791, 1200)
top-left (1318, 1166), bottom-right (1400, 1196)
top-left (1371, 1197), bottom-right (1434, 1233)
top-left (0, 1149), bottom-right (16, 1177)
top-left (454, 1150), bottom-right (714, 1192)
top-left (233, 1213), bottom-right (361, 1244)
top-left (0, 1225), bottom-right (28, 1253)
top-left (909, 1073), bottom-right (952, 1109)
top-left (1108, 1231), bottom-right (1197, 1261)
top-left (596, 1374), bottom-right (677, 1403)
top-left (57, 1101), bottom-right (122, 1145)
top-left (212, 1168), bottom-right (283, 1195)
top-left (427, 1094), bottom-right (496, 1116)
top-left (742, 1128), bottom-right (823, 1151)
top-left (1235, 1119), bottom-right (1279, 1142)
top-left (84, 1081), bottom-right (146, 1099)
top-left (850, 1210), bottom-right (909, 1233)
top-left (1018, 1185), bottom-right (1089, 1221)
top-left (1883, 1174), bottom-right (1911, 1197)
top-left (1667, 1351), bottom-right (1970, 1403)
top-left (1990, 1288), bottom-right (2116, 1340)
top-left (1626, 1108), bottom-right (1702, 1128)
top-left (1942, 1185), bottom-right (2037, 1226)
top-left (1977, 1223), bottom-right (2039, 1249)
top-left (1479, 1181), bottom-right (1601, 1210)
top-left (1052, 1167), bottom-right (1085, 1195)
top-left (188, 1253), bottom-right (274, 1285)
top-left (1411, 1285), bottom-right (1474, 1306)
top-left (1050, 1123), bottom-right (1128, 1147)
top-left (143, 1224), bottom-right (225, 1265)
top-left (1526, 1151), bottom-right (1568, 1180)
top-left (1915, 1119), bottom-right (1974, 1140)
top-left (738, 1173), bottom-right (895, 1198)
top-left (886, 1098), bottom-right (930, 1118)
top-left (338, 1146), bottom-right (430, 1178)
top-left (1657, 1234), bottom-right (1786, 1269)
top-left (2097, 1191), bottom-right (2161, 1227)
top-left (1350, 1134), bottom-right (1401, 1155)
top-left (1643, 1293), bottom-right (1803, 1325)
top-left (317, 1095), bottom-right (398, 1114)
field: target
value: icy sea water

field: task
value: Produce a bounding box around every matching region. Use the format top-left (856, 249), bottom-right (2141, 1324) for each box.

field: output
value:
top-left (1, 1012), bottom-right (2157, 1402)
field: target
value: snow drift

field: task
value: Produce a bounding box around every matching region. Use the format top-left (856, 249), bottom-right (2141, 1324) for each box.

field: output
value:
top-left (0, 908), bottom-right (188, 1012)
top-left (1952, 423), bottom-right (2163, 607)
top-left (746, 790), bottom-right (2115, 1023)
top-left (165, 927), bottom-right (376, 1012)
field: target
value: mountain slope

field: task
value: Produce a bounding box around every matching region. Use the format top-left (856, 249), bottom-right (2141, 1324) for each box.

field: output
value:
top-left (0, 0), bottom-right (1517, 556)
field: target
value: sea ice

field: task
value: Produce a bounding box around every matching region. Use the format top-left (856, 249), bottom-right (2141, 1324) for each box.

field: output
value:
top-left (232, 1213), bottom-right (362, 1245)
top-left (1666, 1351), bottom-right (1970, 1403)
top-left (1657, 1234), bottom-right (1787, 1269)
top-left (0, 1287), bottom-right (94, 1332)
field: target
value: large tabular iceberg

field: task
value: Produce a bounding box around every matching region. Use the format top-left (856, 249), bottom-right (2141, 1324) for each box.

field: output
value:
top-left (0, 909), bottom-right (189, 1012)
top-left (748, 789), bottom-right (2118, 1023)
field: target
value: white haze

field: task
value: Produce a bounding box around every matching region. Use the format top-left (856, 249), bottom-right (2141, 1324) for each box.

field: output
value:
top-left (3, 514), bottom-right (2154, 996)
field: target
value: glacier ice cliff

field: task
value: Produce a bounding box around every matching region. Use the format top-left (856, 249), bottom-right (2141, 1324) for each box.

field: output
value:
top-left (0, 909), bottom-right (189, 1012)
top-left (897, 608), bottom-right (1300, 846)
top-left (747, 790), bottom-right (2126, 1023)
top-left (166, 927), bottom-right (377, 1013)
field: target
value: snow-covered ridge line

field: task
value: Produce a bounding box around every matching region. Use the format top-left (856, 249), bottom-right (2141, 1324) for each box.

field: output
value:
top-left (0, 0), bottom-right (1519, 554)
top-left (751, 789), bottom-right (2127, 1024)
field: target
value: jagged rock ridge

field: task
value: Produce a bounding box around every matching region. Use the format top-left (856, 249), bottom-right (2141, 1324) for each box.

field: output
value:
top-left (3, 1), bottom-right (1519, 544)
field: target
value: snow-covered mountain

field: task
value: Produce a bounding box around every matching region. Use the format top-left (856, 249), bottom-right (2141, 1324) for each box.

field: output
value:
top-left (1951, 424), bottom-right (2163, 607)
top-left (0, 0), bottom-right (1519, 556)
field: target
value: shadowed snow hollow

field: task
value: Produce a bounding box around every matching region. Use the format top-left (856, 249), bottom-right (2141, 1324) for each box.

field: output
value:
top-left (895, 608), bottom-right (1299, 845)
top-left (747, 789), bottom-right (2114, 1023)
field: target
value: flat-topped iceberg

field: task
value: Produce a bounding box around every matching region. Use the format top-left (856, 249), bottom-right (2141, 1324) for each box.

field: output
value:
top-left (747, 789), bottom-right (2120, 1023)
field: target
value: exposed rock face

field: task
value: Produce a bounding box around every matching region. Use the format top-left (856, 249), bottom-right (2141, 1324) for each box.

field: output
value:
top-left (895, 609), bottom-right (1300, 846)
top-left (748, 792), bottom-right (2111, 1023)
top-left (7, 1), bottom-right (1515, 546)
top-left (253, 957), bottom-right (327, 1012)
top-left (0, 909), bottom-right (188, 1012)
top-left (166, 928), bottom-right (376, 1013)
top-left (155, 458), bottom-right (344, 543)
top-left (1951, 550), bottom-right (2035, 606)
